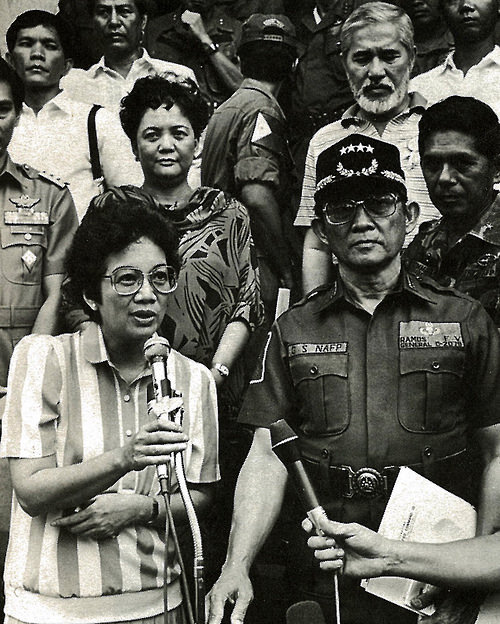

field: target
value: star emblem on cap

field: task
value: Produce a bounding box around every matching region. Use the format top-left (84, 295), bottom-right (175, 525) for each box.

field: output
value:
top-left (356, 143), bottom-right (366, 152)
top-left (347, 144), bottom-right (356, 153)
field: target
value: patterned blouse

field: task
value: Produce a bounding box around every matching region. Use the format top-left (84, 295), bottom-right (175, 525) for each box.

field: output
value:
top-left (162, 186), bottom-right (264, 369)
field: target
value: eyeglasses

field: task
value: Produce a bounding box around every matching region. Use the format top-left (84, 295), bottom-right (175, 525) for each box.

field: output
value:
top-left (102, 264), bottom-right (178, 296)
top-left (322, 193), bottom-right (401, 226)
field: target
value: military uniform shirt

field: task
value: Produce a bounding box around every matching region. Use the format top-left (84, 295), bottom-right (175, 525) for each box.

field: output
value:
top-left (405, 195), bottom-right (500, 326)
top-left (0, 156), bottom-right (78, 389)
top-left (202, 78), bottom-right (294, 203)
top-left (240, 270), bottom-right (500, 514)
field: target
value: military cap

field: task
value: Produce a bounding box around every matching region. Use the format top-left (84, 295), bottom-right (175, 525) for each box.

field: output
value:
top-left (315, 133), bottom-right (407, 201)
top-left (238, 14), bottom-right (297, 51)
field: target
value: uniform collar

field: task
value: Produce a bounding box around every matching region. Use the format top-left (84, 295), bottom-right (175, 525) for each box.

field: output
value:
top-left (316, 266), bottom-right (437, 312)
top-left (21, 90), bottom-right (74, 117)
top-left (341, 91), bottom-right (427, 128)
top-left (0, 154), bottom-right (25, 186)
top-left (240, 78), bottom-right (276, 102)
top-left (461, 194), bottom-right (500, 245)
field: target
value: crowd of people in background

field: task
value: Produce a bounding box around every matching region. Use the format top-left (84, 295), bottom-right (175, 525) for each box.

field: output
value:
top-left (0, 1), bottom-right (499, 624)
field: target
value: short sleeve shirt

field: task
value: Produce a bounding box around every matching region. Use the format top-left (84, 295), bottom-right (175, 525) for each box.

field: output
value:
top-left (0, 323), bottom-right (219, 623)
top-left (240, 271), bottom-right (500, 472)
top-left (201, 78), bottom-right (294, 206)
top-left (293, 93), bottom-right (440, 245)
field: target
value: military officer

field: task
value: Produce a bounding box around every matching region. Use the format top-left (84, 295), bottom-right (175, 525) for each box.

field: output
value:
top-left (405, 96), bottom-right (500, 327)
top-left (207, 134), bottom-right (500, 624)
top-left (0, 58), bottom-right (78, 395)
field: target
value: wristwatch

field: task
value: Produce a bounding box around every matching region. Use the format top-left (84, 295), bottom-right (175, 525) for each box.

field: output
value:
top-left (212, 362), bottom-right (230, 377)
top-left (204, 41), bottom-right (219, 56)
top-left (146, 497), bottom-right (159, 525)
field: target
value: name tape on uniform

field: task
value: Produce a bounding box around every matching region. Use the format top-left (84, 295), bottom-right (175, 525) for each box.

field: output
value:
top-left (399, 321), bottom-right (464, 349)
top-left (288, 342), bottom-right (348, 357)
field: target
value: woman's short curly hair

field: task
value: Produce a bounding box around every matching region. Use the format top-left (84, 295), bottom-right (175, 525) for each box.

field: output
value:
top-left (63, 186), bottom-right (180, 320)
top-left (120, 73), bottom-right (209, 146)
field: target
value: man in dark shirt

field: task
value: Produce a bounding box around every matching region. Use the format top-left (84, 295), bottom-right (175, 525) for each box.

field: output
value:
top-left (207, 134), bottom-right (500, 624)
top-left (405, 96), bottom-right (500, 326)
top-left (202, 14), bottom-right (299, 324)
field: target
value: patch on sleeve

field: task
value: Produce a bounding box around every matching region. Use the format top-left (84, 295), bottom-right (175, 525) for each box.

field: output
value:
top-left (399, 321), bottom-right (464, 349)
top-left (288, 342), bottom-right (348, 357)
top-left (250, 112), bottom-right (285, 155)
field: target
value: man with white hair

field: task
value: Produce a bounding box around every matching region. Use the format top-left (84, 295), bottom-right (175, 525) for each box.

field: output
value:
top-left (294, 1), bottom-right (439, 294)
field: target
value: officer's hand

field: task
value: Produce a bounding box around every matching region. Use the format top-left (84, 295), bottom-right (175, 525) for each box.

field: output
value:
top-left (181, 10), bottom-right (209, 41)
top-left (207, 563), bottom-right (253, 624)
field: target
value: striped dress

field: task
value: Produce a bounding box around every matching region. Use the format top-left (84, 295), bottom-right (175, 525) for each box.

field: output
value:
top-left (0, 323), bottom-right (219, 624)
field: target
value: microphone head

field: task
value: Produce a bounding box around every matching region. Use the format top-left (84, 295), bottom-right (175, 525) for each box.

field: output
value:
top-left (286, 601), bottom-right (326, 624)
top-left (144, 333), bottom-right (171, 363)
top-left (270, 419), bottom-right (301, 466)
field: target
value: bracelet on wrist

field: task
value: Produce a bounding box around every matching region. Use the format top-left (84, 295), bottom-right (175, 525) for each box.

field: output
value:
top-left (146, 497), bottom-right (159, 525)
top-left (204, 41), bottom-right (219, 56)
top-left (212, 362), bottom-right (230, 377)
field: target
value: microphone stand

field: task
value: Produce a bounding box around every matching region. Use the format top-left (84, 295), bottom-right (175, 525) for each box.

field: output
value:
top-left (144, 334), bottom-right (205, 624)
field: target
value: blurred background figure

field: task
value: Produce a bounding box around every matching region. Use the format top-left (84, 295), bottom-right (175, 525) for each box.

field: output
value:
top-left (144, 0), bottom-right (242, 112)
top-left (400, 0), bottom-right (454, 77)
top-left (62, 0), bottom-right (195, 111)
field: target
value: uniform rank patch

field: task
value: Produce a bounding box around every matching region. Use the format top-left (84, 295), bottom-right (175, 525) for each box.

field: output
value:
top-left (21, 249), bottom-right (37, 272)
top-left (399, 321), bottom-right (464, 349)
top-left (288, 343), bottom-right (348, 357)
top-left (251, 112), bottom-right (284, 155)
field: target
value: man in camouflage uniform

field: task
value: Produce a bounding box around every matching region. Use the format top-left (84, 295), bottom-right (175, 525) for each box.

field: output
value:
top-left (405, 96), bottom-right (500, 326)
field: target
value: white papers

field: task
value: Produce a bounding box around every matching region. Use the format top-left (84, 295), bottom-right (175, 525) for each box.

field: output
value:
top-left (361, 467), bottom-right (477, 616)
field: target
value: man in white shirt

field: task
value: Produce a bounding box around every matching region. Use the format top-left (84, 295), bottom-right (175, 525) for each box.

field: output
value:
top-left (294, 1), bottom-right (439, 294)
top-left (411, 0), bottom-right (500, 119)
top-left (6, 10), bottom-right (143, 220)
top-left (61, 0), bottom-right (196, 112)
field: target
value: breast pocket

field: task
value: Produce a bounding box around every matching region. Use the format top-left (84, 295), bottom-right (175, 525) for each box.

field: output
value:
top-left (1, 226), bottom-right (47, 285)
top-left (289, 355), bottom-right (350, 436)
top-left (398, 349), bottom-right (466, 433)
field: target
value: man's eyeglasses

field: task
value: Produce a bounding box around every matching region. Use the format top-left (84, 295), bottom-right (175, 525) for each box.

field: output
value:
top-left (102, 264), bottom-right (178, 296)
top-left (322, 193), bottom-right (401, 226)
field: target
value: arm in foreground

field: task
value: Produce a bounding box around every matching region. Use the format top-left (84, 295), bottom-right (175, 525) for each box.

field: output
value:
top-left (307, 517), bottom-right (500, 591)
top-left (207, 427), bottom-right (288, 624)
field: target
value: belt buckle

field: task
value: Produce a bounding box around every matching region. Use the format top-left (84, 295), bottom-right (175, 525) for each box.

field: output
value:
top-left (341, 466), bottom-right (387, 499)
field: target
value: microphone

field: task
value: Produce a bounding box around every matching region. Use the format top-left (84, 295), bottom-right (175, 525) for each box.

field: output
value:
top-left (269, 419), bottom-right (328, 529)
top-left (286, 601), bottom-right (326, 624)
top-left (144, 333), bottom-right (173, 494)
top-left (270, 419), bottom-right (341, 624)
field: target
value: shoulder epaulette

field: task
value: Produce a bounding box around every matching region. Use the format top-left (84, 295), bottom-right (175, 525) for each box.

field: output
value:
top-left (20, 162), bottom-right (68, 188)
top-left (417, 273), bottom-right (477, 302)
top-left (37, 169), bottom-right (68, 189)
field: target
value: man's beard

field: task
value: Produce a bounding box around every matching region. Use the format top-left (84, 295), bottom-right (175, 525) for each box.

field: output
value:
top-left (349, 69), bottom-right (411, 116)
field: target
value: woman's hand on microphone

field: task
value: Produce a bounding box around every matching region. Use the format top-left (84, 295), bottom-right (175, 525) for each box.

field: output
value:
top-left (121, 396), bottom-right (188, 471)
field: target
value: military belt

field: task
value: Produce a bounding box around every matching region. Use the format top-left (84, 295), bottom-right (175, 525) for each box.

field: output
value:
top-left (0, 306), bottom-right (38, 328)
top-left (303, 449), bottom-right (469, 500)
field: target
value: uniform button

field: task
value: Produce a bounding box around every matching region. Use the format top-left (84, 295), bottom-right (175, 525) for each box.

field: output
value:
top-left (123, 394), bottom-right (130, 402)
top-left (423, 446), bottom-right (433, 458)
top-left (310, 365), bottom-right (318, 375)
top-left (125, 429), bottom-right (133, 437)
top-left (321, 449), bottom-right (329, 459)
top-left (24, 233), bottom-right (32, 241)
top-left (431, 361), bottom-right (440, 370)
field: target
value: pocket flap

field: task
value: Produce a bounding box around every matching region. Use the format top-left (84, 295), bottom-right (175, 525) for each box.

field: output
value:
top-left (290, 354), bottom-right (348, 383)
top-left (399, 349), bottom-right (465, 376)
top-left (1, 227), bottom-right (47, 249)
